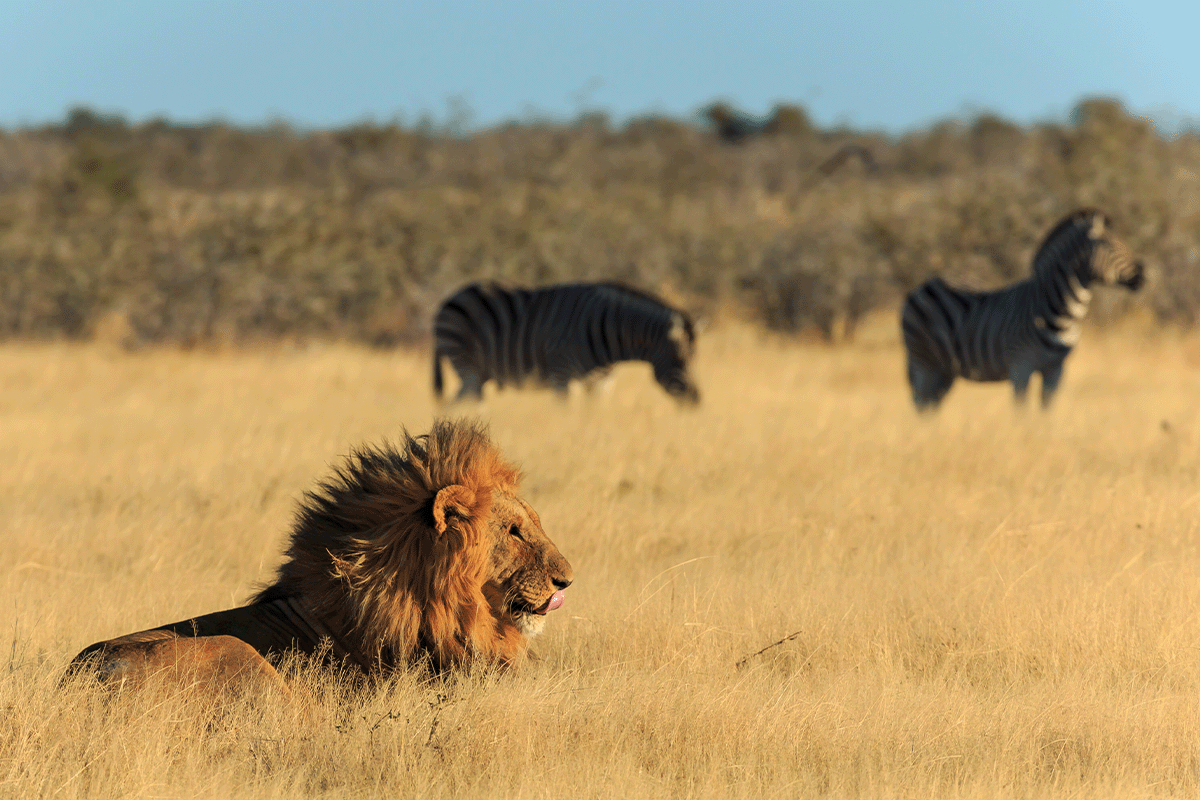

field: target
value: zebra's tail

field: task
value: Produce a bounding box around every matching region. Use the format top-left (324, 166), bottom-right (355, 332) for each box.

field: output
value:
top-left (432, 344), bottom-right (445, 399)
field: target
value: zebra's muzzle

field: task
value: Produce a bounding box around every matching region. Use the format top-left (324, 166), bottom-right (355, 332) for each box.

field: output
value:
top-left (1120, 262), bottom-right (1146, 291)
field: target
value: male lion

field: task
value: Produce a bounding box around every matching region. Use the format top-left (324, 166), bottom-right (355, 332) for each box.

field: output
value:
top-left (65, 419), bottom-right (573, 695)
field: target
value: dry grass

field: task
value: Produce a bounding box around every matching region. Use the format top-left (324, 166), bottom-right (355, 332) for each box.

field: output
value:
top-left (4, 317), bottom-right (1200, 798)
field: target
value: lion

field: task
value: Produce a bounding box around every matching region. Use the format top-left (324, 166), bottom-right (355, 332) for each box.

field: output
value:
top-left (64, 419), bottom-right (574, 696)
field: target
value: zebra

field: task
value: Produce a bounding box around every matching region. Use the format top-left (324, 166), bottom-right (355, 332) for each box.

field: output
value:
top-left (900, 208), bottom-right (1144, 411)
top-left (432, 281), bottom-right (700, 403)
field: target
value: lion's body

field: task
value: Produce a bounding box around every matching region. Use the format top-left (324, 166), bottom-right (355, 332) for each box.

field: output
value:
top-left (65, 420), bottom-right (573, 695)
top-left (65, 598), bottom-right (340, 694)
top-left (68, 630), bottom-right (297, 702)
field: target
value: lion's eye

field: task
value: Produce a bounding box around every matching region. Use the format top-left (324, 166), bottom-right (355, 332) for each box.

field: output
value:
top-left (508, 524), bottom-right (524, 541)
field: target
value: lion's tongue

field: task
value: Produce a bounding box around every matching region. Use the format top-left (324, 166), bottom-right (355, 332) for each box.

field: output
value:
top-left (534, 590), bottom-right (566, 615)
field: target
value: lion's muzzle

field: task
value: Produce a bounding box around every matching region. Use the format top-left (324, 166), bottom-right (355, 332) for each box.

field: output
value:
top-left (533, 590), bottom-right (566, 615)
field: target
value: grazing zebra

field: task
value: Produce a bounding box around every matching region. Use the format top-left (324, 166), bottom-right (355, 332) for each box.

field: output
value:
top-left (901, 208), bottom-right (1144, 411)
top-left (433, 281), bottom-right (700, 403)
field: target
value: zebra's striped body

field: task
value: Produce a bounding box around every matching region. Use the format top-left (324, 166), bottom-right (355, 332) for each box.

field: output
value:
top-left (901, 209), bottom-right (1144, 411)
top-left (433, 281), bottom-right (700, 403)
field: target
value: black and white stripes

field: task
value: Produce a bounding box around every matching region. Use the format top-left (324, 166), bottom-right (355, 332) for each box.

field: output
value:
top-left (433, 282), bottom-right (700, 403)
top-left (901, 209), bottom-right (1144, 410)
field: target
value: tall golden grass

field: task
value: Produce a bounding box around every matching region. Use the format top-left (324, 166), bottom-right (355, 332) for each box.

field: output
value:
top-left (4, 316), bottom-right (1200, 798)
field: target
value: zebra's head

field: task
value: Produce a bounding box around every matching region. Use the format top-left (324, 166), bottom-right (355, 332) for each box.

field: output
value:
top-left (1084, 211), bottom-right (1145, 291)
top-left (655, 312), bottom-right (700, 405)
top-left (1042, 209), bottom-right (1145, 292)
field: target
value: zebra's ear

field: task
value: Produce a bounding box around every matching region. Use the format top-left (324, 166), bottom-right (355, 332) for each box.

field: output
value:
top-left (1089, 214), bottom-right (1106, 238)
top-left (432, 485), bottom-right (477, 536)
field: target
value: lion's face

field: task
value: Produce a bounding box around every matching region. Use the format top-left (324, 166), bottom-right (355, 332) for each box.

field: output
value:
top-left (484, 491), bottom-right (573, 638)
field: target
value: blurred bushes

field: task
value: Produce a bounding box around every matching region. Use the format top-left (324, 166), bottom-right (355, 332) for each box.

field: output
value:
top-left (0, 98), bottom-right (1195, 347)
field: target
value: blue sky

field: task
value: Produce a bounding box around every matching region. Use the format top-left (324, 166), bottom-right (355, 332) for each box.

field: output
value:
top-left (1, 1), bottom-right (1194, 133)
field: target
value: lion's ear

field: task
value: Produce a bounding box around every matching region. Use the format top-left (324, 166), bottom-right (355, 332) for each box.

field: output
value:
top-left (432, 485), bottom-right (477, 535)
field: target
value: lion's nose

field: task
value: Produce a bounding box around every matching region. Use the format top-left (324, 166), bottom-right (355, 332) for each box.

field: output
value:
top-left (553, 576), bottom-right (572, 590)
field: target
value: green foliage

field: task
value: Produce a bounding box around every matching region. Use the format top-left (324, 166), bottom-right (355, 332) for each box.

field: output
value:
top-left (0, 99), bottom-right (1190, 345)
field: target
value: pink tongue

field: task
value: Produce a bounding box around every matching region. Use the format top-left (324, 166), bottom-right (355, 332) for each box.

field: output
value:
top-left (545, 590), bottom-right (565, 613)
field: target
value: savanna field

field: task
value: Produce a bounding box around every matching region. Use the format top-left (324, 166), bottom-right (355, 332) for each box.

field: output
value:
top-left (3, 315), bottom-right (1200, 799)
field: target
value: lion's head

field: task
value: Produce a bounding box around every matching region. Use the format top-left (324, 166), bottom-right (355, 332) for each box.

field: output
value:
top-left (253, 418), bottom-right (573, 672)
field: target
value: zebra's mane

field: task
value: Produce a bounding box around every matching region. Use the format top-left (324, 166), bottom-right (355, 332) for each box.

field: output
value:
top-left (594, 282), bottom-right (697, 342)
top-left (577, 280), bottom-right (676, 307)
top-left (536, 280), bottom-right (695, 335)
top-left (472, 279), bottom-right (671, 307)
top-left (466, 279), bottom-right (695, 343)
top-left (1030, 207), bottom-right (1109, 278)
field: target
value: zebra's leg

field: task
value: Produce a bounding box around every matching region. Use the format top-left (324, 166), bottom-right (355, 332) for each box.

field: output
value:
top-left (454, 370), bottom-right (485, 402)
top-left (1040, 362), bottom-right (1065, 408)
top-left (907, 361), bottom-right (954, 411)
top-left (1009, 366), bottom-right (1034, 406)
top-left (546, 372), bottom-right (572, 400)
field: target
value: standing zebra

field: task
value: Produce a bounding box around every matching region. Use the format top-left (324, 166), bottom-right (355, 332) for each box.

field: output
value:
top-left (433, 281), bottom-right (700, 403)
top-left (901, 208), bottom-right (1144, 411)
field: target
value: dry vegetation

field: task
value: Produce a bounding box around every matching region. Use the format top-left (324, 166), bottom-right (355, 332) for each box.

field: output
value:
top-left (4, 317), bottom-right (1200, 798)
top-left (0, 98), bottom-right (1197, 348)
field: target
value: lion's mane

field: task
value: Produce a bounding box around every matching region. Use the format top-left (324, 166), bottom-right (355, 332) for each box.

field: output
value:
top-left (253, 419), bottom-right (524, 671)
